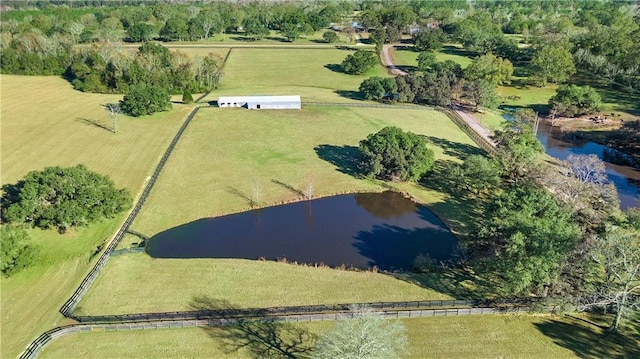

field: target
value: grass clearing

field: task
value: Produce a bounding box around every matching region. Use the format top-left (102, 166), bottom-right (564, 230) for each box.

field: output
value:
top-left (0, 75), bottom-right (193, 358)
top-left (204, 48), bottom-right (388, 103)
top-left (75, 105), bottom-right (480, 315)
top-left (39, 314), bottom-right (639, 358)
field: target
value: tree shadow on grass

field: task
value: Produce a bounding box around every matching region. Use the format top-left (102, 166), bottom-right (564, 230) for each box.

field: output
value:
top-left (271, 179), bottom-right (305, 198)
top-left (314, 144), bottom-right (362, 177)
top-left (324, 63), bottom-right (344, 74)
top-left (76, 118), bottom-right (113, 133)
top-left (534, 315), bottom-right (640, 358)
top-left (228, 186), bottom-right (256, 207)
top-left (334, 90), bottom-right (364, 101)
top-left (424, 136), bottom-right (484, 160)
top-left (190, 296), bottom-right (317, 359)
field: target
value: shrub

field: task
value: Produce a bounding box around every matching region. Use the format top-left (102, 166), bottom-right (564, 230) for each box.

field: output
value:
top-left (120, 83), bottom-right (172, 117)
top-left (0, 226), bottom-right (39, 277)
top-left (322, 31), bottom-right (339, 43)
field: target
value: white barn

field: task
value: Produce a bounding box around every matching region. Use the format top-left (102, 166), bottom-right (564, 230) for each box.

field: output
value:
top-left (217, 95), bottom-right (301, 110)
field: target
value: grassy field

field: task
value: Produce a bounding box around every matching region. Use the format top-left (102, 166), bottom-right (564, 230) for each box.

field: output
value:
top-left (75, 255), bottom-right (452, 315)
top-left (390, 44), bottom-right (473, 72)
top-left (39, 314), bottom-right (640, 358)
top-left (205, 48), bottom-right (389, 103)
top-left (0, 75), bottom-right (193, 358)
top-left (132, 106), bottom-right (478, 236)
top-left (75, 105), bottom-right (480, 315)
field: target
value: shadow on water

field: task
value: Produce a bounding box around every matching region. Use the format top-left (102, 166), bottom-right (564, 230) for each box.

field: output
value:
top-left (424, 136), bottom-right (484, 160)
top-left (314, 144), bottom-right (361, 177)
top-left (191, 296), bottom-right (317, 359)
top-left (534, 317), bottom-right (640, 359)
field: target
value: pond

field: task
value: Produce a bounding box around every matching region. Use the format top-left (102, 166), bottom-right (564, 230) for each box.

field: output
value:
top-left (146, 191), bottom-right (461, 271)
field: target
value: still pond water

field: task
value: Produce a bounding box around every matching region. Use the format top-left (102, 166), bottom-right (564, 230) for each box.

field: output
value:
top-left (146, 192), bottom-right (460, 270)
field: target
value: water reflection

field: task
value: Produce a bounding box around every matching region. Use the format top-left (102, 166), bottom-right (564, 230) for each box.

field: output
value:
top-left (146, 192), bottom-right (460, 270)
top-left (537, 122), bottom-right (640, 209)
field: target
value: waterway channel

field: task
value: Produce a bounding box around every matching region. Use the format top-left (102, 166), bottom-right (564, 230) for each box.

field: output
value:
top-left (537, 121), bottom-right (640, 209)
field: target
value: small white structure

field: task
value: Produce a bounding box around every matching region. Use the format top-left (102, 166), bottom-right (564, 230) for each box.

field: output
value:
top-left (218, 95), bottom-right (301, 110)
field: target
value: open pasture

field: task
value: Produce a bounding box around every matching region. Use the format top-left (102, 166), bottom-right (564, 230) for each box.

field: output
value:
top-left (206, 48), bottom-right (389, 103)
top-left (74, 105), bottom-right (479, 316)
top-left (390, 45), bottom-right (473, 72)
top-left (131, 106), bottom-right (477, 236)
top-left (0, 74), bottom-right (191, 358)
top-left (39, 314), bottom-right (637, 359)
top-left (1, 75), bottom-right (192, 192)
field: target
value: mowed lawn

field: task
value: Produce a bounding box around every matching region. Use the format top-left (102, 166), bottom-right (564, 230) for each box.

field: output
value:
top-left (75, 106), bottom-right (479, 315)
top-left (0, 75), bottom-right (192, 358)
top-left (206, 48), bottom-right (389, 103)
top-left (390, 45), bottom-right (473, 71)
top-left (75, 254), bottom-right (452, 315)
top-left (39, 314), bottom-right (639, 358)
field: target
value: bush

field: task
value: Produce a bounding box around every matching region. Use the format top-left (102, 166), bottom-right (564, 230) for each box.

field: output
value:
top-left (341, 49), bottom-right (377, 75)
top-left (0, 226), bottom-right (39, 277)
top-left (359, 126), bottom-right (435, 181)
top-left (322, 31), bottom-right (339, 43)
top-left (182, 89), bottom-right (194, 104)
top-left (2, 165), bottom-right (132, 232)
top-left (120, 83), bottom-right (172, 117)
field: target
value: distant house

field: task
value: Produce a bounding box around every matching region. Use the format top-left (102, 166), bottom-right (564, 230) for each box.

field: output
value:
top-left (217, 95), bottom-right (301, 110)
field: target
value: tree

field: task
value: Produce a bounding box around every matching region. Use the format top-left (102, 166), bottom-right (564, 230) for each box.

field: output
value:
top-left (322, 31), bottom-right (339, 43)
top-left (464, 53), bottom-right (513, 85)
top-left (314, 305), bottom-right (407, 359)
top-left (341, 50), bottom-right (377, 75)
top-left (462, 79), bottom-right (500, 110)
top-left (120, 83), bottom-right (171, 117)
top-left (416, 51), bottom-right (436, 71)
top-left (413, 28), bottom-right (445, 52)
top-left (242, 16), bottom-right (269, 41)
top-left (453, 154), bottom-right (500, 194)
top-left (105, 103), bottom-right (120, 133)
top-left (2, 165), bottom-right (132, 232)
top-left (359, 126), bottom-right (435, 182)
top-left (530, 45), bottom-right (576, 86)
top-left (548, 84), bottom-right (602, 117)
top-left (0, 226), bottom-right (39, 277)
top-left (582, 223), bottom-right (640, 332)
top-left (477, 185), bottom-right (583, 295)
top-left (127, 23), bottom-right (153, 42)
top-left (161, 16), bottom-right (189, 41)
top-left (492, 126), bottom-right (544, 183)
top-left (359, 76), bottom-right (397, 101)
top-left (182, 89), bottom-right (193, 104)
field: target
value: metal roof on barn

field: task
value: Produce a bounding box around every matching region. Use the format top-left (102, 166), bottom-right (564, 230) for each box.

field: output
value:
top-left (218, 95), bottom-right (301, 103)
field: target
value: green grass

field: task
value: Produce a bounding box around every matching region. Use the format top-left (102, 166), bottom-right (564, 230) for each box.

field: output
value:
top-left (390, 45), bottom-right (473, 72)
top-left (0, 75), bottom-right (193, 358)
top-left (39, 314), bottom-right (640, 358)
top-left (204, 48), bottom-right (389, 103)
top-left (75, 254), bottom-right (452, 315)
top-left (171, 29), bottom-right (362, 46)
top-left (75, 105), bottom-right (480, 315)
top-left (132, 106), bottom-right (477, 236)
